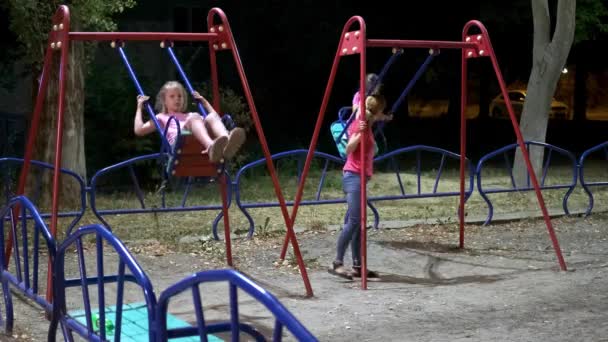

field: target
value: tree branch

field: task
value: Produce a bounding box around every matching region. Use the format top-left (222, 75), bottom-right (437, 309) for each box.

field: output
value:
top-left (551, 0), bottom-right (576, 54)
top-left (531, 0), bottom-right (551, 58)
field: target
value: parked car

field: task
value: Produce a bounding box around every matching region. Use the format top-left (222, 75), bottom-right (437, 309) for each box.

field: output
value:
top-left (408, 99), bottom-right (479, 119)
top-left (489, 90), bottom-right (570, 120)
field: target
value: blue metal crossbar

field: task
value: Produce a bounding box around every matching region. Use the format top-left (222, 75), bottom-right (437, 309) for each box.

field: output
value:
top-left (0, 157), bottom-right (86, 234)
top-left (226, 149), bottom-right (358, 239)
top-left (157, 269), bottom-right (318, 341)
top-left (578, 141), bottom-right (608, 216)
top-left (228, 147), bottom-right (473, 238)
top-left (475, 141), bottom-right (577, 225)
top-left (88, 153), bottom-right (227, 232)
top-left (0, 196), bottom-right (57, 332)
top-left (49, 224), bottom-right (157, 341)
top-left (368, 145), bottom-right (474, 216)
top-left (47, 224), bottom-right (315, 341)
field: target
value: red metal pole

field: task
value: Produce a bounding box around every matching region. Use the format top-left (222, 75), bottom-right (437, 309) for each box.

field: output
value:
top-left (208, 8), bottom-right (314, 296)
top-left (458, 35), bottom-right (468, 249)
top-left (207, 11), bottom-right (232, 267)
top-left (46, 4), bottom-right (71, 304)
top-left (359, 28), bottom-right (368, 290)
top-left (3, 45), bottom-right (55, 266)
top-left (219, 174), bottom-right (233, 266)
top-left (69, 32), bottom-right (217, 42)
top-left (278, 17), bottom-right (366, 261)
top-left (463, 20), bottom-right (567, 270)
top-left (207, 24), bottom-right (221, 112)
top-left (367, 39), bottom-right (478, 50)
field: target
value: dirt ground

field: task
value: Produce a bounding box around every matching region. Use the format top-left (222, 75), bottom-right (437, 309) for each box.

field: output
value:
top-left (2, 212), bottom-right (608, 341)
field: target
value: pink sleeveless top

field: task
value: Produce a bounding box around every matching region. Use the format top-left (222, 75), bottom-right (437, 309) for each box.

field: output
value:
top-left (156, 112), bottom-right (190, 145)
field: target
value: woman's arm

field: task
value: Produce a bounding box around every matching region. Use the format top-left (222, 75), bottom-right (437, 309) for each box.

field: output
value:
top-left (345, 120), bottom-right (368, 155)
top-left (373, 112), bottom-right (394, 123)
top-left (133, 95), bottom-right (157, 136)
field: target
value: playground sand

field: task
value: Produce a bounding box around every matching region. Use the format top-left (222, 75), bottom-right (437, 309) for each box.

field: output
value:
top-left (3, 213), bottom-right (608, 341)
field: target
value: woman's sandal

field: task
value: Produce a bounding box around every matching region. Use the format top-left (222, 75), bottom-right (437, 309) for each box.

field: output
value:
top-left (328, 262), bottom-right (353, 280)
top-left (351, 267), bottom-right (381, 281)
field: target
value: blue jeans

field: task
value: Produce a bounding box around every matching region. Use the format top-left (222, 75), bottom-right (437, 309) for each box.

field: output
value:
top-left (336, 171), bottom-right (367, 267)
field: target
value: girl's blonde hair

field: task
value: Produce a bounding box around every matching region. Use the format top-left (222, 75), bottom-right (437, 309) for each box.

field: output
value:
top-left (366, 94), bottom-right (386, 115)
top-left (155, 81), bottom-right (188, 113)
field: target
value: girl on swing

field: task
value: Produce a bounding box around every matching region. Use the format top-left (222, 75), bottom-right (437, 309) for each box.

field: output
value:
top-left (134, 81), bottom-right (245, 163)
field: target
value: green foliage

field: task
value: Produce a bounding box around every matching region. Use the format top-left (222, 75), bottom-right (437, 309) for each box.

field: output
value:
top-left (84, 59), bottom-right (157, 177)
top-left (3, 0), bottom-right (136, 70)
top-left (480, 0), bottom-right (608, 44)
top-left (575, 0), bottom-right (608, 42)
top-left (256, 216), bottom-right (272, 237)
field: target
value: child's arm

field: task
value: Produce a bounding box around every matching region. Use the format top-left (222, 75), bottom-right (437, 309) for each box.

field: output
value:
top-left (375, 112), bottom-right (394, 122)
top-left (133, 95), bottom-right (156, 136)
top-left (345, 120), bottom-right (368, 155)
top-left (192, 91), bottom-right (217, 115)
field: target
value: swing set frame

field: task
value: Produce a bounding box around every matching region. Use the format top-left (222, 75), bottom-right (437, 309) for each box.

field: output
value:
top-left (4, 5), bottom-right (315, 304)
top-left (279, 16), bottom-right (568, 290)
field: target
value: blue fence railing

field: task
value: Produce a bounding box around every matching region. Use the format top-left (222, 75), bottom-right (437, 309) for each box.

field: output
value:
top-left (475, 141), bottom-right (578, 225)
top-left (0, 199), bottom-right (316, 340)
top-left (2, 141), bottom-right (608, 240)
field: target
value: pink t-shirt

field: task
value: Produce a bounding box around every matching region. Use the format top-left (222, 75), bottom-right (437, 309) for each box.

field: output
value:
top-left (352, 92), bottom-right (361, 107)
top-left (343, 117), bottom-right (375, 177)
top-left (156, 112), bottom-right (191, 145)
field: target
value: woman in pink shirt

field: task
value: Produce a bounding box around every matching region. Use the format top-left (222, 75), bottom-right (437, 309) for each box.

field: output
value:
top-left (329, 75), bottom-right (392, 280)
top-left (133, 81), bottom-right (245, 163)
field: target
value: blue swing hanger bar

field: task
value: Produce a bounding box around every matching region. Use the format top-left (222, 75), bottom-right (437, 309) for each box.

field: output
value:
top-left (368, 48), bottom-right (404, 97)
top-left (337, 48), bottom-right (404, 143)
top-left (116, 43), bottom-right (172, 153)
top-left (392, 48), bottom-right (439, 115)
top-left (375, 48), bottom-right (440, 136)
top-left (164, 42), bottom-right (209, 118)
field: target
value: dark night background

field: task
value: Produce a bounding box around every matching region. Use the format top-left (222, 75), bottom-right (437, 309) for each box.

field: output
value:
top-left (1, 0), bottom-right (607, 165)
top-left (134, 0), bottom-right (604, 160)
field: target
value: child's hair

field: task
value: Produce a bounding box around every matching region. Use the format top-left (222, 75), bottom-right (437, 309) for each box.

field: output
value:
top-left (366, 94), bottom-right (386, 115)
top-left (155, 81), bottom-right (188, 113)
top-left (363, 94), bottom-right (387, 120)
top-left (364, 73), bottom-right (384, 96)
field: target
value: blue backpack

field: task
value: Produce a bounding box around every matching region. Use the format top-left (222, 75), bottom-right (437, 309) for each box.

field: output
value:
top-left (330, 120), bottom-right (378, 159)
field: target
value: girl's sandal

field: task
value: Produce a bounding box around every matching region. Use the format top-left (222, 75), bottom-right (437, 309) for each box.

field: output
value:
top-left (351, 267), bottom-right (381, 281)
top-left (328, 263), bottom-right (353, 280)
top-left (207, 135), bottom-right (228, 163)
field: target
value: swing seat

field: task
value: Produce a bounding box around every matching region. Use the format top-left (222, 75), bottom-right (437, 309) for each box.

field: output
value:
top-left (169, 130), bottom-right (222, 177)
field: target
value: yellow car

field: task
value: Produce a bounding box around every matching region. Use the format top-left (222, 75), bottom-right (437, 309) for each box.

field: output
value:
top-left (489, 90), bottom-right (570, 120)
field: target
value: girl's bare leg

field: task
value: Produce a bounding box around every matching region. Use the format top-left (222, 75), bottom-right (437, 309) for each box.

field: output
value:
top-left (186, 114), bottom-right (227, 163)
top-left (205, 112), bottom-right (245, 160)
top-left (204, 112), bottom-right (229, 138)
top-left (186, 115), bottom-right (214, 148)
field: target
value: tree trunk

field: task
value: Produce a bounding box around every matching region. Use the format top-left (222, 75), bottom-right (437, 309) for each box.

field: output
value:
top-left (513, 0), bottom-right (575, 186)
top-left (29, 41), bottom-right (86, 211)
